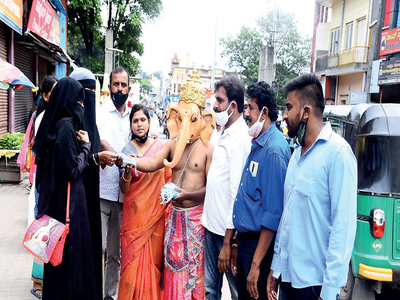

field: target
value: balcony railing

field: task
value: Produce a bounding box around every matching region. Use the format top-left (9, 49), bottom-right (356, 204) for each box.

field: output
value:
top-left (315, 46), bottom-right (369, 73)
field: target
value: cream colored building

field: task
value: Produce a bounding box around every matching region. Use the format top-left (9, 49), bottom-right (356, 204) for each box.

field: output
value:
top-left (313, 0), bottom-right (373, 105)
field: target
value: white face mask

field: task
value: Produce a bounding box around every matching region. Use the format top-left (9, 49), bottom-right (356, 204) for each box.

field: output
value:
top-left (215, 102), bottom-right (234, 126)
top-left (247, 107), bottom-right (266, 138)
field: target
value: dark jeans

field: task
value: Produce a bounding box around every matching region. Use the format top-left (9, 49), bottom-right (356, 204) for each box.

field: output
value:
top-left (237, 232), bottom-right (274, 300)
top-left (279, 282), bottom-right (322, 300)
top-left (204, 228), bottom-right (238, 300)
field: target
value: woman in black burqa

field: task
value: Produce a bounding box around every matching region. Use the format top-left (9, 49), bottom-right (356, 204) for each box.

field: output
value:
top-left (33, 76), bottom-right (99, 300)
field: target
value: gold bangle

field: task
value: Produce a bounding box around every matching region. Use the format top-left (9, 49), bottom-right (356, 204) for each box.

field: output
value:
top-left (122, 172), bottom-right (132, 182)
top-left (232, 243), bottom-right (238, 249)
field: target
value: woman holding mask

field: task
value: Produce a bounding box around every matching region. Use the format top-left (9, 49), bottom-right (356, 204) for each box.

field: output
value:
top-left (33, 77), bottom-right (98, 299)
top-left (118, 104), bottom-right (171, 300)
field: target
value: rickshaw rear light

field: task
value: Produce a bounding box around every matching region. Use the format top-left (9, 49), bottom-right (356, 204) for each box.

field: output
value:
top-left (370, 209), bottom-right (385, 238)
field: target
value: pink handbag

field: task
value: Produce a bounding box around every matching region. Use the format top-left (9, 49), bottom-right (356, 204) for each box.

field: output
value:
top-left (22, 182), bottom-right (71, 266)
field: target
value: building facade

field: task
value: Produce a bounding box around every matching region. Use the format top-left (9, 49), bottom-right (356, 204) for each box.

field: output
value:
top-left (313, 0), bottom-right (376, 105)
top-left (0, 0), bottom-right (69, 135)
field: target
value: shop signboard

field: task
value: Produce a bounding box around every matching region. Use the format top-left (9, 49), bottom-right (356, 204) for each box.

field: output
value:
top-left (27, 0), bottom-right (55, 40)
top-left (378, 58), bottom-right (400, 85)
top-left (380, 27), bottom-right (400, 56)
top-left (0, 0), bottom-right (23, 34)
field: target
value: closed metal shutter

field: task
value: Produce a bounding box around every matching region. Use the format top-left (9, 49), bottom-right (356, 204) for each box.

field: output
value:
top-left (38, 56), bottom-right (49, 87)
top-left (0, 23), bottom-right (8, 136)
top-left (14, 43), bottom-right (34, 133)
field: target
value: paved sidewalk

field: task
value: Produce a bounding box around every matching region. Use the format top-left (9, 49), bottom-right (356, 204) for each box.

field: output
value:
top-left (0, 177), bottom-right (36, 300)
top-left (0, 147), bottom-right (234, 300)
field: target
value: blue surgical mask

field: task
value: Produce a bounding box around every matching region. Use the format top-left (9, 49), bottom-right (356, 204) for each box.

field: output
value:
top-left (149, 110), bottom-right (154, 116)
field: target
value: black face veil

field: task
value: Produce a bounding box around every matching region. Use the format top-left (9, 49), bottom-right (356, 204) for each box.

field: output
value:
top-left (33, 77), bottom-right (85, 217)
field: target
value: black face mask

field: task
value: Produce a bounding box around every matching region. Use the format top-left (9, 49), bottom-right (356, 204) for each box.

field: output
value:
top-left (295, 111), bottom-right (308, 146)
top-left (73, 104), bottom-right (85, 132)
top-left (111, 91), bottom-right (128, 107)
top-left (131, 129), bottom-right (149, 143)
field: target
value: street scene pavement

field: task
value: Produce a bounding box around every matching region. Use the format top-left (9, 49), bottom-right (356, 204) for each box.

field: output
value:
top-left (0, 126), bottom-right (232, 300)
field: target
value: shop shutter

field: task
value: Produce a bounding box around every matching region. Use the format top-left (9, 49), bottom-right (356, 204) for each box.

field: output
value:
top-left (38, 56), bottom-right (49, 86)
top-left (14, 43), bottom-right (34, 133)
top-left (0, 23), bottom-right (8, 136)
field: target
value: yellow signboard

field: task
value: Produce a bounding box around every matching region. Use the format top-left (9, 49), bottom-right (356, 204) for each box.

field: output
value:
top-left (0, 0), bottom-right (23, 34)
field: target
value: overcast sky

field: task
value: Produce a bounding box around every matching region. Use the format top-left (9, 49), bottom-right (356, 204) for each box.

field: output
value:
top-left (139, 0), bottom-right (316, 76)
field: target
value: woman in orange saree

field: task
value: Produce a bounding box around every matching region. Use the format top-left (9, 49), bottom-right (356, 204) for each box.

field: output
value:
top-left (119, 104), bottom-right (171, 300)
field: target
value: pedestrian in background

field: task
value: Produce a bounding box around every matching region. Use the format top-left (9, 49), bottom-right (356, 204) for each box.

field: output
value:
top-left (148, 103), bottom-right (160, 139)
top-left (96, 66), bottom-right (131, 300)
top-left (202, 76), bottom-right (251, 300)
top-left (33, 77), bottom-right (99, 299)
top-left (267, 74), bottom-right (357, 300)
top-left (232, 81), bottom-right (291, 300)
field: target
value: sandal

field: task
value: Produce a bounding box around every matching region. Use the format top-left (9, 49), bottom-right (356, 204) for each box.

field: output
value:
top-left (30, 288), bottom-right (43, 299)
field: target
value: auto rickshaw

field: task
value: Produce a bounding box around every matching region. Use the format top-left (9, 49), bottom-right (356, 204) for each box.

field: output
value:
top-left (324, 104), bottom-right (400, 299)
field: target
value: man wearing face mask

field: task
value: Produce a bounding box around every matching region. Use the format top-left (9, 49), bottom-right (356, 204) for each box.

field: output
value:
top-left (148, 103), bottom-right (160, 139)
top-left (96, 66), bottom-right (132, 300)
top-left (202, 76), bottom-right (251, 300)
top-left (232, 81), bottom-right (291, 300)
top-left (266, 74), bottom-right (357, 300)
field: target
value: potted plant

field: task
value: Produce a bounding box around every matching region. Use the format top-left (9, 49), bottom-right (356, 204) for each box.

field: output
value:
top-left (0, 132), bottom-right (25, 182)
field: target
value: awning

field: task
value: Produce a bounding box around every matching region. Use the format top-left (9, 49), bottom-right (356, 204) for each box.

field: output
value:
top-left (25, 30), bottom-right (75, 66)
top-left (48, 0), bottom-right (66, 14)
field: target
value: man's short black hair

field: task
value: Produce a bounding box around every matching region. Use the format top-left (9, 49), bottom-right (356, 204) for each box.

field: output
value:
top-left (247, 81), bottom-right (278, 122)
top-left (214, 76), bottom-right (245, 113)
top-left (283, 74), bottom-right (325, 115)
top-left (110, 66), bottom-right (130, 86)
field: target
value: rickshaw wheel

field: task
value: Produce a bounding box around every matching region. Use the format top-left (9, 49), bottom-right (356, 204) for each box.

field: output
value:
top-left (339, 262), bottom-right (355, 300)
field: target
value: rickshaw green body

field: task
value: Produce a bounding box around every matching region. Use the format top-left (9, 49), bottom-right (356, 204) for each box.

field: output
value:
top-left (324, 104), bottom-right (400, 288)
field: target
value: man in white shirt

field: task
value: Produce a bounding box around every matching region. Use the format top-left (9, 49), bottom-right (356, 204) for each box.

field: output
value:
top-left (148, 103), bottom-right (160, 139)
top-left (96, 66), bottom-right (131, 300)
top-left (202, 76), bottom-right (251, 300)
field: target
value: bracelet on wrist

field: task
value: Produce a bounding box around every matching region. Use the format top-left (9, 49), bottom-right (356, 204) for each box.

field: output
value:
top-left (122, 172), bottom-right (132, 183)
top-left (93, 153), bottom-right (99, 166)
top-left (231, 243), bottom-right (238, 249)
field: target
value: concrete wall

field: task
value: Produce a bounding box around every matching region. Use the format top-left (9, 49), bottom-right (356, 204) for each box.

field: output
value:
top-left (316, 22), bottom-right (331, 51)
top-left (336, 72), bottom-right (365, 104)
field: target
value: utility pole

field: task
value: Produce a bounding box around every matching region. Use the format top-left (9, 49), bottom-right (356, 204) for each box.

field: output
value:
top-left (211, 0), bottom-right (218, 92)
top-left (105, 0), bottom-right (114, 74)
top-left (258, 0), bottom-right (277, 86)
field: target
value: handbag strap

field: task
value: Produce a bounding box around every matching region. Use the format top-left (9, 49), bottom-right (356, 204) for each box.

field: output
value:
top-left (66, 182), bottom-right (71, 225)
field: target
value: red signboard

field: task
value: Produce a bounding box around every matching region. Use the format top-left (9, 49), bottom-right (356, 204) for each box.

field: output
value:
top-left (380, 27), bottom-right (400, 56)
top-left (27, 0), bottom-right (55, 40)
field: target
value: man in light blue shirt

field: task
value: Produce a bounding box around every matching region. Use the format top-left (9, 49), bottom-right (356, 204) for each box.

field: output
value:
top-left (267, 74), bottom-right (357, 300)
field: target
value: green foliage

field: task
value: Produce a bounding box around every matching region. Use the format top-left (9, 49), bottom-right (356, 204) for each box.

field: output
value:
top-left (68, 0), bottom-right (163, 75)
top-left (219, 10), bottom-right (312, 106)
top-left (220, 27), bottom-right (263, 86)
top-left (140, 79), bottom-right (153, 94)
top-left (0, 133), bottom-right (25, 150)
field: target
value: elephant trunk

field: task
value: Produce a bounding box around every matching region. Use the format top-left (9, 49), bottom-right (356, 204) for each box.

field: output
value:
top-left (163, 119), bottom-right (191, 168)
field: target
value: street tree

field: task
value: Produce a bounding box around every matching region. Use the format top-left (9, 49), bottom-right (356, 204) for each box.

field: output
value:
top-left (68, 0), bottom-right (163, 75)
top-left (219, 10), bottom-right (312, 106)
top-left (220, 26), bottom-right (263, 86)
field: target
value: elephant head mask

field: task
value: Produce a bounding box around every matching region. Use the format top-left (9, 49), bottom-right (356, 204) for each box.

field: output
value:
top-left (164, 71), bottom-right (216, 168)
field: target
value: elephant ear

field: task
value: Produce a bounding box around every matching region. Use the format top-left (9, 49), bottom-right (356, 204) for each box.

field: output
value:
top-left (166, 103), bottom-right (181, 139)
top-left (200, 109), bottom-right (216, 146)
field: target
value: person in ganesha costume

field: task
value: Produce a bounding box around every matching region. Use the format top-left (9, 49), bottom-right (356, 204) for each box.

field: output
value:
top-left (120, 70), bottom-right (216, 299)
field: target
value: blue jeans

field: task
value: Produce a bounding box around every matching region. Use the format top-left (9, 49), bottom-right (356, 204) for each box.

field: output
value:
top-left (204, 228), bottom-right (238, 300)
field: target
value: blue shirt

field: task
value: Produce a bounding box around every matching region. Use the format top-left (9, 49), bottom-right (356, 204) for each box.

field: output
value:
top-left (233, 123), bottom-right (291, 233)
top-left (271, 122), bottom-right (357, 300)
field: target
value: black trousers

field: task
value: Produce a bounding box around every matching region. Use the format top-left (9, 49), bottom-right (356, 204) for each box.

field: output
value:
top-left (279, 282), bottom-right (322, 300)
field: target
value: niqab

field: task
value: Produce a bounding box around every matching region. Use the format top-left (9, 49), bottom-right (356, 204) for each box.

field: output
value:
top-left (70, 67), bottom-right (101, 153)
top-left (33, 77), bottom-right (85, 217)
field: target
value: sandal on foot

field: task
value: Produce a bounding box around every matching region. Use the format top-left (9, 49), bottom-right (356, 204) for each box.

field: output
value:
top-left (31, 288), bottom-right (43, 299)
